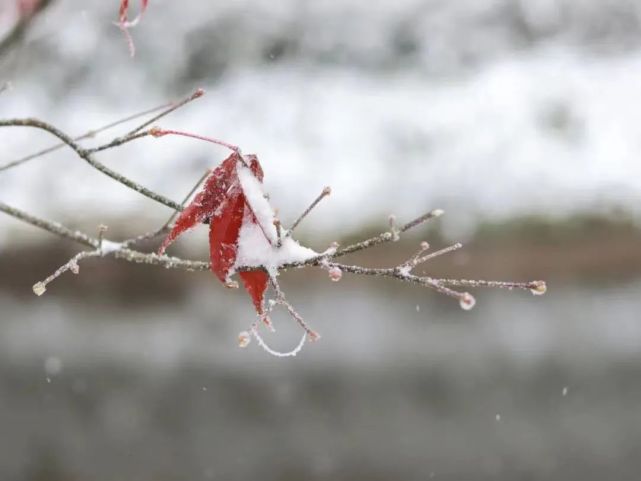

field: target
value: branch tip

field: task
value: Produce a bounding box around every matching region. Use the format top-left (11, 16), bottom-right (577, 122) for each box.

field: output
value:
top-left (327, 266), bottom-right (343, 282)
top-left (459, 292), bottom-right (476, 310)
top-left (286, 186), bottom-right (331, 237)
top-left (32, 282), bottom-right (46, 297)
top-left (191, 88), bottom-right (206, 100)
top-left (529, 280), bottom-right (547, 296)
top-left (237, 331), bottom-right (251, 348)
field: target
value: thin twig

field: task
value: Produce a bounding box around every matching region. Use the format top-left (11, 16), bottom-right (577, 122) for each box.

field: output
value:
top-left (274, 218), bottom-right (282, 247)
top-left (0, 201), bottom-right (97, 248)
top-left (149, 128), bottom-right (240, 153)
top-left (432, 278), bottom-right (546, 293)
top-left (0, 106), bottom-right (546, 357)
top-left (400, 240), bottom-right (430, 270)
top-left (0, 119), bottom-right (182, 211)
top-left (122, 168), bottom-right (212, 248)
top-left (0, 200), bottom-right (546, 297)
top-left (127, 89), bottom-right (204, 136)
top-left (32, 250), bottom-right (101, 296)
top-left (85, 90), bottom-right (207, 156)
top-left (269, 275), bottom-right (320, 340)
top-left (0, 102), bottom-right (171, 172)
top-left (415, 242), bottom-right (462, 265)
top-left (285, 186), bottom-right (331, 237)
top-left (334, 208), bottom-right (444, 258)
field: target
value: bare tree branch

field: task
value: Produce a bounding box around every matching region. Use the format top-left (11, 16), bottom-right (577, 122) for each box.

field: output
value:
top-left (0, 118), bottom-right (182, 211)
top-left (286, 186), bottom-right (331, 237)
top-left (0, 101), bottom-right (171, 172)
top-left (0, 101), bottom-right (546, 355)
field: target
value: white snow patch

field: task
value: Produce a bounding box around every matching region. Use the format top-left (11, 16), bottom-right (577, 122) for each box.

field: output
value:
top-left (237, 161), bottom-right (278, 243)
top-left (235, 213), bottom-right (318, 274)
top-left (101, 240), bottom-right (123, 254)
top-left (235, 162), bottom-right (318, 274)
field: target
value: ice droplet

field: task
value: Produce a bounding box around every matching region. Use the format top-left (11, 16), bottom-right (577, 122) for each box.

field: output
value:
top-left (416, 304), bottom-right (420, 312)
top-left (530, 281), bottom-right (547, 296)
top-left (328, 266), bottom-right (343, 282)
top-left (32, 282), bottom-right (46, 296)
top-left (459, 293), bottom-right (476, 310)
top-left (238, 331), bottom-right (251, 348)
top-left (420, 241), bottom-right (430, 250)
top-left (495, 414), bottom-right (501, 421)
top-left (562, 386), bottom-right (568, 396)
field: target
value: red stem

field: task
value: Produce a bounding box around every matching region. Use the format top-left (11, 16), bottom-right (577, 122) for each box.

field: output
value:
top-left (150, 128), bottom-right (240, 153)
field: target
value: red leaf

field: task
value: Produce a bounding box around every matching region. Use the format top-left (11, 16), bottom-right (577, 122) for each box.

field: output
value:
top-left (118, 0), bottom-right (149, 25)
top-left (158, 153), bottom-right (240, 255)
top-left (158, 150), bottom-right (271, 317)
top-left (239, 271), bottom-right (269, 315)
top-left (208, 187), bottom-right (245, 283)
top-left (245, 154), bottom-right (264, 181)
top-left (117, 0), bottom-right (150, 57)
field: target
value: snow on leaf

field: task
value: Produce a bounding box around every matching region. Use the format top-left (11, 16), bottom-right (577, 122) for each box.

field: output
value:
top-left (237, 158), bottom-right (277, 244)
top-left (158, 150), bottom-right (317, 319)
top-left (235, 159), bottom-right (318, 275)
top-left (233, 216), bottom-right (317, 275)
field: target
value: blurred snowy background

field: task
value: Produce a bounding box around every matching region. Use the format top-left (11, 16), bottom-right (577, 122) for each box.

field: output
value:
top-left (1, 0), bottom-right (641, 480)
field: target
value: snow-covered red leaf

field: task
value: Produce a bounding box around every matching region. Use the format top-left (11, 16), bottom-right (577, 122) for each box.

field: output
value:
top-left (158, 148), bottom-right (315, 319)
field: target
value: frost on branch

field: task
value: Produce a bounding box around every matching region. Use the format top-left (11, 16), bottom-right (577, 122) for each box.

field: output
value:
top-left (0, 102), bottom-right (547, 359)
